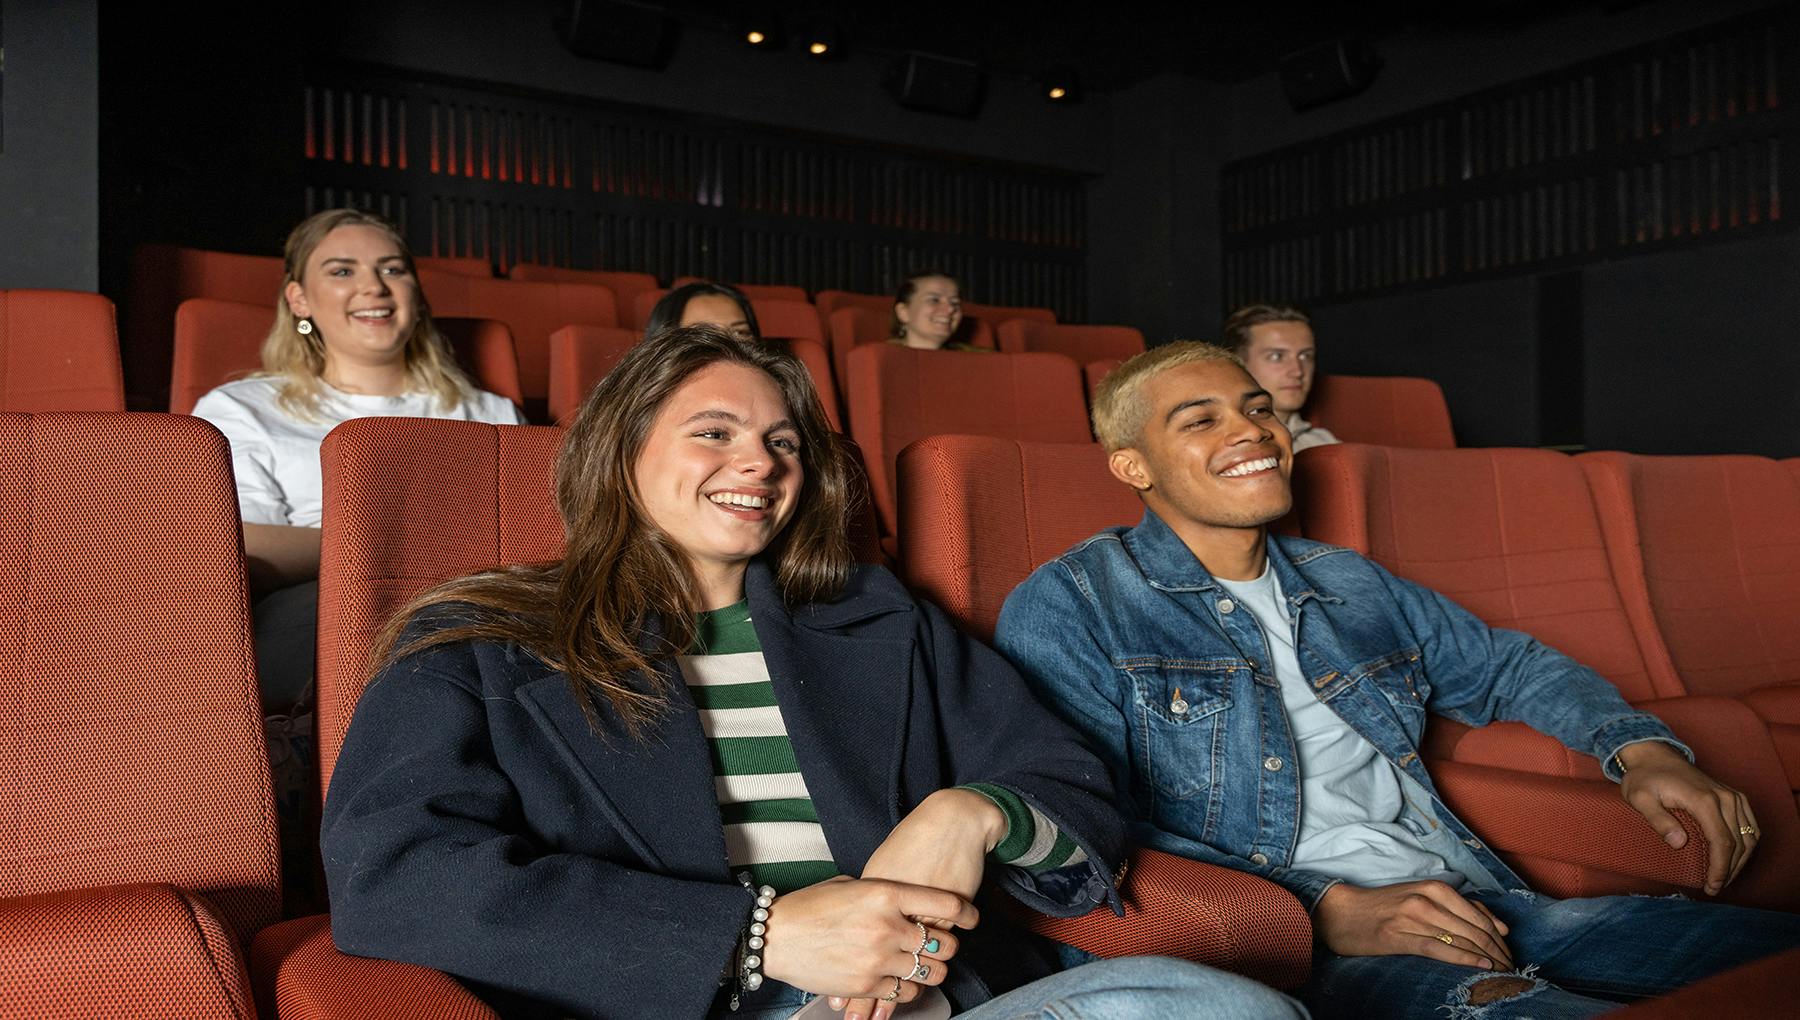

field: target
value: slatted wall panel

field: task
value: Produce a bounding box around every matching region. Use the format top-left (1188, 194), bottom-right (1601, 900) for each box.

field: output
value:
top-left (1222, 8), bottom-right (1799, 308)
top-left (301, 67), bottom-right (1088, 319)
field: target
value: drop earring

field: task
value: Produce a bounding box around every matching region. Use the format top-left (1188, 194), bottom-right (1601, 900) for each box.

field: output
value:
top-left (296, 318), bottom-right (315, 336)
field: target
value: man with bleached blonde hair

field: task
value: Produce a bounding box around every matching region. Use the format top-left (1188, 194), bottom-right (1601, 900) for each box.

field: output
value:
top-left (998, 341), bottom-right (1797, 1019)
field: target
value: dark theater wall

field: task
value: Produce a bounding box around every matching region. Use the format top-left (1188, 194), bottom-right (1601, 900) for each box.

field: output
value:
top-left (0, 0), bottom-right (99, 291)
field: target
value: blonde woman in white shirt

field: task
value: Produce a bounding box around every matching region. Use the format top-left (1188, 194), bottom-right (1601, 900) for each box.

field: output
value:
top-left (193, 208), bottom-right (524, 709)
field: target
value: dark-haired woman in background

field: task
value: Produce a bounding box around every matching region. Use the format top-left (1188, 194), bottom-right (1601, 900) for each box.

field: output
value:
top-left (321, 326), bottom-right (1302, 1020)
top-left (646, 280), bottom-right (762, 340)
top-left (890, 270), bottom-right (987, 352)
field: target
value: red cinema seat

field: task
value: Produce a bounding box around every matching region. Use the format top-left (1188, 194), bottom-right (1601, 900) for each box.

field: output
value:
top-left (631, 289), bottom-right (665, 332)
top-left (752, 298), bottom-right (825, 345)
top-left (416, 271), bottom-right (618, 418)
top-left (673, 277), bottom-right (808, 302)
top-left (126, 244), bottom-right (285, 409)
top-left (546, 325), bottom-right (640, 425)
top-left (845, 345), bottom-right (1089, 542)
top-left (1305, 374), bottom-right (1456, 449)
top-left (897, 435), bottom-right (1310, 987)
top-left (0, 412), bottom-right (279, 1018)
top-left (413, 256), bottom-right (492, 277)
top-left (996, 321), bottom-right (1145, 365)
top-left (815, 289), bottom-right (892, 342)
top-left (510, 265), bottom-right (660, 323)
top-left (0, 289), bottom-right (126, 411)
top-left (961, 302), bottom-right (1056, 327)
top-left (1581, 453), bottom-right (1800, 807)
top-left (1083, 358), bottom-right (1125, 408)
top-left (1294, 443), bottom-right (1799, 909)
top-left (169, 298), bottom-right (525, 414)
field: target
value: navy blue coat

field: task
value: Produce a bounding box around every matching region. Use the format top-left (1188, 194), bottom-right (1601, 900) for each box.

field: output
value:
top-left (321, 561), bottom-right (1125, 1019)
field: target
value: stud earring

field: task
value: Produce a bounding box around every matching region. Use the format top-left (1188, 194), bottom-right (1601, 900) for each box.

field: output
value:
top-left (296, 318), bottom-right (315, 335)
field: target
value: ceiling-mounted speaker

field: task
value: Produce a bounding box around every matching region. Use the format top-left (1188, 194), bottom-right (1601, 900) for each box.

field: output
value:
top-left (886, 53), bottom-right (985, 118)
top-left (559, 1), bottom-right (677, 69)
top-left (1280, 40), bottom-right (1381, 112)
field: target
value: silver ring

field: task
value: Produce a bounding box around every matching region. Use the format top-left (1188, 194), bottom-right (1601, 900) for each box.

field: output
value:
top-left (880, 976), bottom-right (902, 1002)
top-left (908, 958), bottom-right (930, 981)
top-left (913, 920), bottom-right (931, 954)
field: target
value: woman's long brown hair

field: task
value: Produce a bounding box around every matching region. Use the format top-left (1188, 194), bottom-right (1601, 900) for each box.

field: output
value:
top-left (369, 325), bottom-right (857, 735)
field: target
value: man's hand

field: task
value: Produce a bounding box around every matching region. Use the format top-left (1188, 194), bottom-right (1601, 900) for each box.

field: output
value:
top-left (1617, 740), bottom-right (1760, 896)
top-left (1313, 880), bottom-right (1514, 970)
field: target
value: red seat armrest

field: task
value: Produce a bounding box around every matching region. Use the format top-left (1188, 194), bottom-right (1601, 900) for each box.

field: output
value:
top-left (250, 914), bottom-right (498, 1020)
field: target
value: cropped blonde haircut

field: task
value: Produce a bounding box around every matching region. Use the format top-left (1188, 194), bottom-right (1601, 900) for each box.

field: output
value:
top-left (260, 208), bottom-right (473, 421)
top-left (1091, 341), bottom-right (1244, 452)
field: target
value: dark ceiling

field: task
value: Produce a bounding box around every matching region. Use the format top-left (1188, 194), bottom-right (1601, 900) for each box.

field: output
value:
top-left (663, 0), bottom-right (1618, 89)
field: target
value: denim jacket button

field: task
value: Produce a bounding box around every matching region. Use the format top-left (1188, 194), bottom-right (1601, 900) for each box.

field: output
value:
top-left (1249, 852), bottom-right (1270, 866)
top-left (1218, 598), bottom-right (1236, 615)
top-left (1262, 756), bottom-right (1284, 772)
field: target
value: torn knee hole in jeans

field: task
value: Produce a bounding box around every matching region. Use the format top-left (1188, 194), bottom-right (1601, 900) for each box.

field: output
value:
top-left (1442, 965), bottom-right (1547, 1018)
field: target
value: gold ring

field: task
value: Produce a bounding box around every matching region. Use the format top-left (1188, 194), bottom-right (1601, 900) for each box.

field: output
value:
top-left (880, 976), bottom-right (902, 1002)
top-left (1436, 932), bottom-right (1456, 945)
top-left (1740, 825), bottom-right (1759, 837)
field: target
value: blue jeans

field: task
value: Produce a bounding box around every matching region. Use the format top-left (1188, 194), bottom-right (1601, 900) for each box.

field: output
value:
top-left (723, 956), bottom-right (1307, 1019)
top-left (1303, 889), bottom-right (1800, 1019)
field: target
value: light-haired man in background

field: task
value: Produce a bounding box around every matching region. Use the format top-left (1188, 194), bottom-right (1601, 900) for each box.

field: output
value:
top-left (1221, 305), bottom-right (1338, 452)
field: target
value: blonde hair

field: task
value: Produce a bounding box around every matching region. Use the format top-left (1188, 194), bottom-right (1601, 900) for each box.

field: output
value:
top-left (260, 208), bottom-right (473, 421)
top-left (1091, 341), bottom-right (1243, 452)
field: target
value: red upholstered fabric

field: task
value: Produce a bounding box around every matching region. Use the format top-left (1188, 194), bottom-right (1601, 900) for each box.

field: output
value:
top-left (673, 277), bottom-right (808, 302)
top-left (1084, 358), bottom-right (1125, 408)
top-left (1607, 947), bottom-right (1800, 1018)
top-left (1, 884), bottom-right (256, 1019)
top-left (961, 301), bottom-right (1056, 327)
top-left (753, 298), bottom-right (825, 344)
top-left (316, 419), bottom-right (567, 796)
top-left (846, 346), bottom-right (1090, 538)
top-left (413, 256), bottom-right (492, 277)
top-left (126, 245), bottom-right (285, 410)
top-left (814, 288), bottom-right (892, 342)
top-left (170, 299), bottom-right (524, 414)
top-left (1305, 374), bottom-right (1456, 449)
top-left (415, 271), bottom-right (618, 407)
top-left (1580, 453), bottom-right (1800, 696)
top-left (509, 265), bottom-right (659, 322)
top-left (545, 324), bottom-right (640, 425)
top-left (776, 338), bottom-right (841, 432)
top-left (251, 914), bottom-right (498, 1020)
top-left (1296, 443), bottom-right (1800, 909)
top-left (899, 436), bottom-right (1137, 642)
top-left (828, 306), bottom-right (892, 395)
top-left (995, 321), bottom-right (1145, 364)
top-left (632, 288), bottom-right (668, 332)
top-left (1020, 849), bottom-right (1311, 991)
top-left (0, 413), bottom-right (279, 945)
top-left (0, 289), bottom-right (127, 412)
top-left (1294, 444), bottom-right (1683, 702)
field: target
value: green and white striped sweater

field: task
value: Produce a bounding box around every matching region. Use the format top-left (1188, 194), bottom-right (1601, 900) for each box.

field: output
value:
top-left (678, 601), bottom-right (1087, 893)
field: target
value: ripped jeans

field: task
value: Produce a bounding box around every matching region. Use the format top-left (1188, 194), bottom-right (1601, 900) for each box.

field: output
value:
top-left (1302, 888), bottom-right (1800, 1019)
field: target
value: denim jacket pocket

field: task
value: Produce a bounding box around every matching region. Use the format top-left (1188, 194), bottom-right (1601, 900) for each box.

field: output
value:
top-left (1122, 658), bottom-right (1233, 801)
top-left (1357, 648), bottom-right (1429, 742)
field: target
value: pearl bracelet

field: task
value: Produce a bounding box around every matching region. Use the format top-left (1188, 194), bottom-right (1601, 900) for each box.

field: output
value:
top-left (728, 874), bottom-right (777, 1010)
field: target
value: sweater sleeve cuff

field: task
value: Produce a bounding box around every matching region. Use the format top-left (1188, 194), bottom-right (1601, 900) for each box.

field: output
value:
top-left (959, 783), bottom-right (1085, 872)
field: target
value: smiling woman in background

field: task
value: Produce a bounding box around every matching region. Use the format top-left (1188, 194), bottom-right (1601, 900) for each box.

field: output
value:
top-left (890, 270), bottom-right (988, 352)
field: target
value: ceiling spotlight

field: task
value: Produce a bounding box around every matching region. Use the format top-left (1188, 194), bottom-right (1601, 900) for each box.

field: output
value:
top-left (803, 23), bottom-right (842, 60)
top-left (738, 11), bottom-right (782, 49)
top-left (1042, 66), bottom-right (1080, 103)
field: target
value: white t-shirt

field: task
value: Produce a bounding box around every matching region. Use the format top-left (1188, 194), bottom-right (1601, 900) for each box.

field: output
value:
top-left (1215, 563), bottom-right (1463, 889)
top-left (192, 376), bottom-right (527, 527)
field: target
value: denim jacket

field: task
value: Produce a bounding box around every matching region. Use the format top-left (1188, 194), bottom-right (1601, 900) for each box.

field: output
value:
top-left (995, 509), bottom-right (1689, 911)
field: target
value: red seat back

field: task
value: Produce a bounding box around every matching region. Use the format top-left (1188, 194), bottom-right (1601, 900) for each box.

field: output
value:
top-left (1293, 443), bottom-right (1682, 701)
top-left (1581, 453), bottom-right (1800, 696)
top-left (170, 298), bottom-right (525, 414)
top-left (510, 264), bottom-right (660, 321)
top-left (126, 245), bottom-right (285, 409)
top-left (413, 256), bottom-right (492, 277)
top-left (0, 290), bottom-right (126, 412)
top-left (899, 436), bottom-right (1136, 641)
top-left (753, 298), bottom-right (825, 345)
top-left (0, 412), bottom-right (278, 937)
top-left (316, 420), bottom-right (567, 795)
top-left (962, 302), bottom-right (1056, 327)
top-left (996, 321), bottom-right (1145, 364)
top-left (417, 272), bottom-right (618, 411)
top-left (845, 345), bottom-right (1089, 538)
top-left (1306, 375), bottom-right (1456, 449)
top-left (815, 289), bottom-right (892, 343)
top-left (546, 325), bottom-right (641, 425)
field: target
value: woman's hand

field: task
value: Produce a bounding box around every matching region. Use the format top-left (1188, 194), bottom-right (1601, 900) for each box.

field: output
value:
top-left (759, 876), bottom-right (973, 1020)
top-left (1313, 880), bottom-right (1515, 971)
top-left (861, 788), bottom-right (1006, 906)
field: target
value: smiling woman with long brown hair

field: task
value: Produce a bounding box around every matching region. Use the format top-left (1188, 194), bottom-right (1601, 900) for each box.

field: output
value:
top-left (319, 325), bottom-right (1302, 1020)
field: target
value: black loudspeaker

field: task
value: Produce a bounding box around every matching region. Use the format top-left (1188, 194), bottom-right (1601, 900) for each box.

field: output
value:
top-left (886, 53), bottom-right (985, 118)
top-left (1279, 40), bottom-right (1381, 112)
top-left (560, 1), bottom-right (677, 69)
